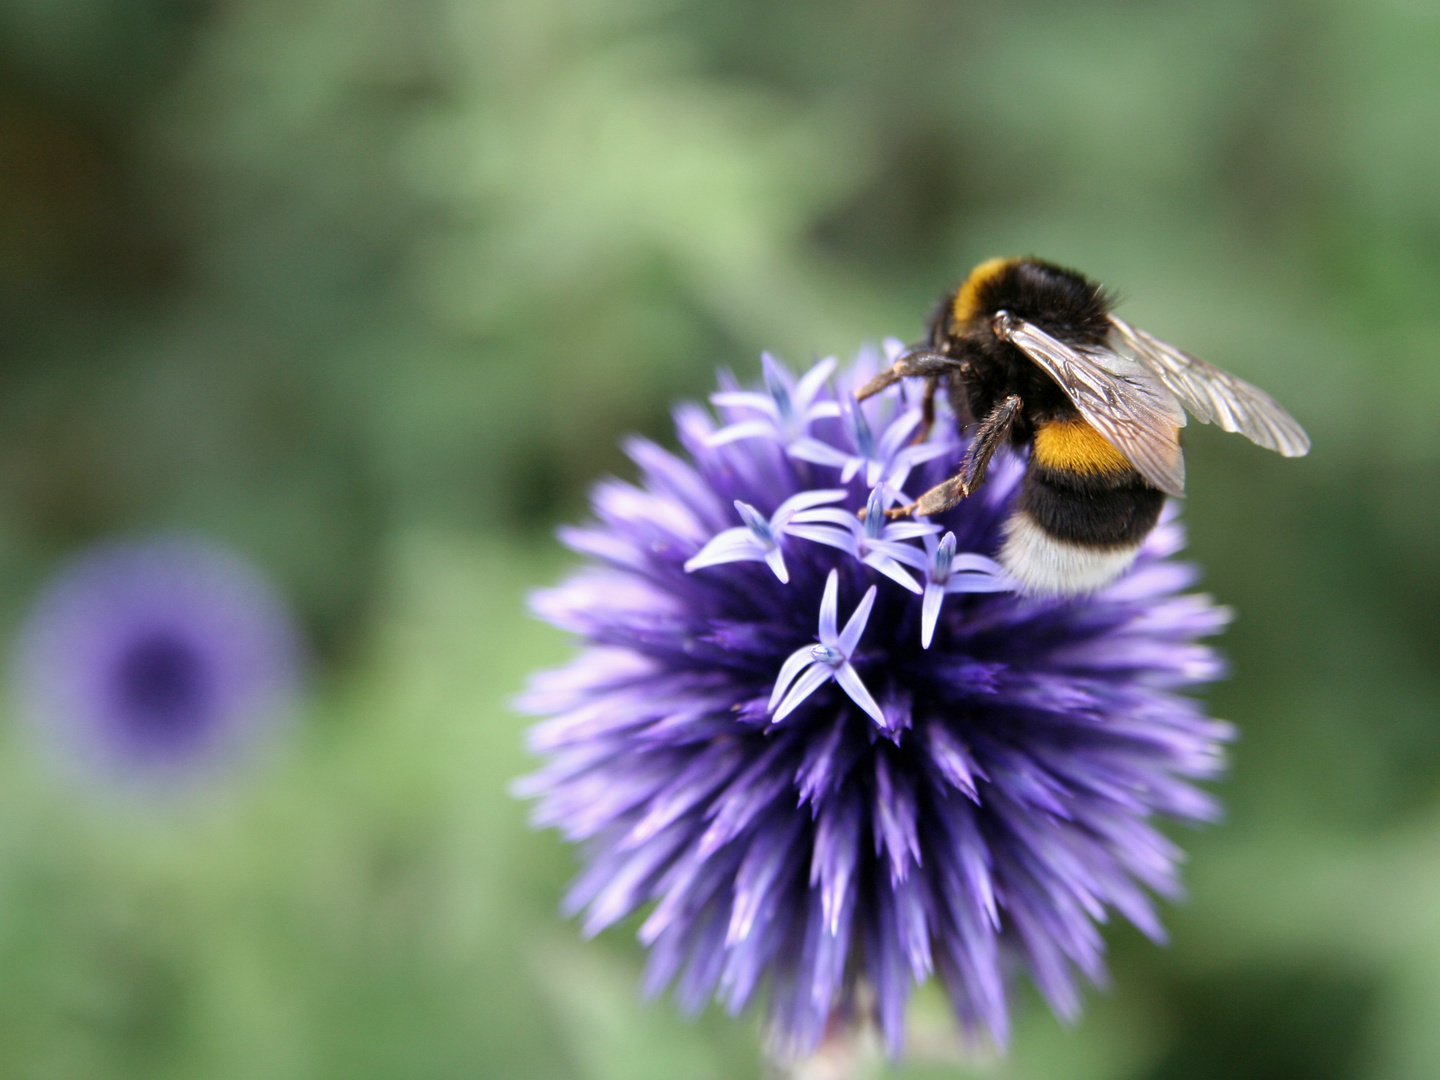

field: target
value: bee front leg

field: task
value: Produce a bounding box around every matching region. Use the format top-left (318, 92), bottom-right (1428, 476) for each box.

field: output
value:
top-left (853, 350), bottom-right (963, 402)
top-left (887, 395), bottom-right (1023, 518)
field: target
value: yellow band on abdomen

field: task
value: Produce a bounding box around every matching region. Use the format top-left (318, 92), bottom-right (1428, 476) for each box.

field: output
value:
top-left (1032, 419), bottom-right (1132, 475)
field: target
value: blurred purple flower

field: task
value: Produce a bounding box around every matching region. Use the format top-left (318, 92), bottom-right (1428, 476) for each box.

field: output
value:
top-left (13, 536), bottom-right (303, 788)
top-left (516, 350), bottom-right (1233, 1060)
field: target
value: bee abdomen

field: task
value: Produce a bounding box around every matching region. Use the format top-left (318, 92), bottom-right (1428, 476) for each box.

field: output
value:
top-left (1030, 418), bottom-right (1131, 477)
top-left (999, 421), bottom-right (1165, 595)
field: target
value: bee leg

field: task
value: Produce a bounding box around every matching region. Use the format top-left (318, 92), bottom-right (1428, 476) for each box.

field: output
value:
top-left (854, 350), bottom-right (962, 402)
top-left (913, 375), bottom-right (940, 443)
top-left (887, 475), bottom-right (965, 519)
top-left (956, 394), bottom-right (1022, 493)
top-left (888, 395), bottom-right (1023, 518)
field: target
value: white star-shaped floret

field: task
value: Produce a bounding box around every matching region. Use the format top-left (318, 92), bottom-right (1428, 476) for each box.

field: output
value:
top-left (784, 486), bottom-right (939, 593)
top-left (919, 532), bottom-right (1014, 648)
top-left (707, 353), bottom-right (841, 448)
top-left (684, 489), bottom-right (848, 583)
top-left (768, 569), bottom-right (885, 726)
top-left (787, 393), bottom-right (950, 490)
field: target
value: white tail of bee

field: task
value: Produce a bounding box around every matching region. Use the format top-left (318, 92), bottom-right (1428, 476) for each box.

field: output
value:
top-left (999, 511), bottom-right (1143, 596)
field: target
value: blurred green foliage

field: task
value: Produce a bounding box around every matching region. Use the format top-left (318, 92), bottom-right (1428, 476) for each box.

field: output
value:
top-left (0, 0), bottom-right (1438, 1076)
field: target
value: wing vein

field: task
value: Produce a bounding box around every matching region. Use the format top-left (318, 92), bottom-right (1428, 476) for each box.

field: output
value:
top-left (1108, 315), bottom-right (1311, 458)
top-left (994, 312), bottom-right (1187, 497)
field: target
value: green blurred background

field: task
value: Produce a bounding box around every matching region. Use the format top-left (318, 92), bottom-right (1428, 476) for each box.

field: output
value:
top-left (0, 0), bottom-right (1437, 1076)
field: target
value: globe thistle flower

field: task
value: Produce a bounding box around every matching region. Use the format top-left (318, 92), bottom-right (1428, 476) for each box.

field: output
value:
top-left (516, 347), bottom-right (1233, 1060)
top-left (13, 535), bottom-right (304, 791)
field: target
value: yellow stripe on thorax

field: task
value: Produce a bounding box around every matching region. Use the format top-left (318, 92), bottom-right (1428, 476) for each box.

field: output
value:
top-left (951, 256), bottom-right (1018, 331)
top-left (1032, 419), bottom-right (1131, 475)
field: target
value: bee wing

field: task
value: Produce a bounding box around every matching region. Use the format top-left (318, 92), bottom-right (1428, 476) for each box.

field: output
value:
top-left (1109, 315), bottom-right (1311, 458)
top-left (996, 312), bottom-right (1188, 497)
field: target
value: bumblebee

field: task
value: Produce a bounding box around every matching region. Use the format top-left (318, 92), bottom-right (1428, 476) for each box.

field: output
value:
top-left (857, 257), bottom-right (1310, 595)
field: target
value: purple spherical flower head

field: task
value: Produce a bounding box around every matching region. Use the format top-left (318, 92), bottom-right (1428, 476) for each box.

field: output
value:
top-left (516, 344), bottom-right (1234, 1060)
top-left (13, 535), bottom-right (303, 789)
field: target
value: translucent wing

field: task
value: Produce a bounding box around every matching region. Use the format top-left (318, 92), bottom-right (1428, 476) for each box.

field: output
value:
top-left (1109, 315), bottom-right (1311, 458)
top-left (995, 312), bottom-right (1188, 497)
